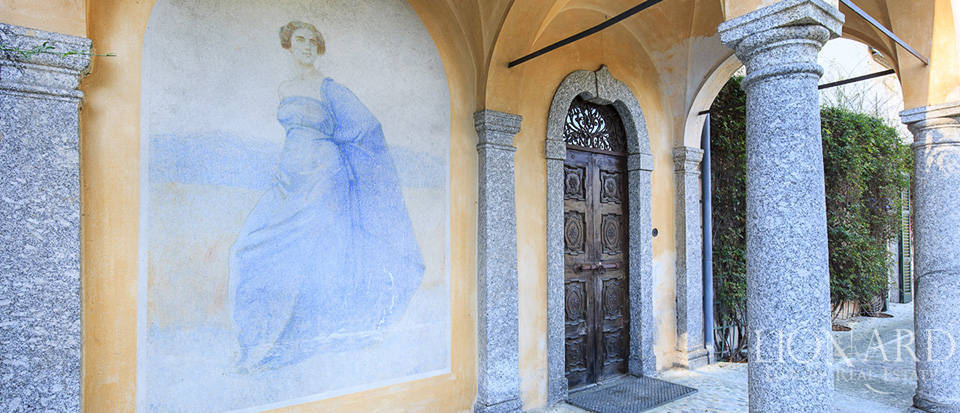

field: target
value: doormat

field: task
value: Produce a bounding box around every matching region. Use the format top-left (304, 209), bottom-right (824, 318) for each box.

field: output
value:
top-left (567, 375), bottom-right (697, 413)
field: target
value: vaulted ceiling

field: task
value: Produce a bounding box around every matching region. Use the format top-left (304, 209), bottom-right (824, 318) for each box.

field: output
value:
top-left (411, 0), bottom-right (958, 110)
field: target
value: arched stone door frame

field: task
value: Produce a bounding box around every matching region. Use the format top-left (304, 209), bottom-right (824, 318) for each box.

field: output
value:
top-left (545, 66), bottom-right (656, 404)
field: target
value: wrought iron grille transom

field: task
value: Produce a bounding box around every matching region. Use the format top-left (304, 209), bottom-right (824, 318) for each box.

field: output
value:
top-left (563, 97), bottom-right (627, 153)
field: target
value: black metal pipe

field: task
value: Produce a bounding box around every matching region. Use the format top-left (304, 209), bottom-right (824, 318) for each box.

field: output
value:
top-left (839, 0), bottom-right (928, 65)
top-left (701, 113), bottom-right (715, 362)
top-left (816, 68), bottom-right (896, 90)
top-left (507, 0), bottom-right (666, 68)
top-left (698, 69), bottom-right (897, 116)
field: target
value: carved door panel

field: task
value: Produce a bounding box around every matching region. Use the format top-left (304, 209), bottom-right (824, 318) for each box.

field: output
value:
top-left (563, 148), bottom-right (629, 390)
top-left (563, 149), bottom-right (593, 389)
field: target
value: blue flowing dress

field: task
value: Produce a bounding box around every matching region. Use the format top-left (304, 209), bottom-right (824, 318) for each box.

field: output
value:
top-left (229, 78), bottom-right (425, 371)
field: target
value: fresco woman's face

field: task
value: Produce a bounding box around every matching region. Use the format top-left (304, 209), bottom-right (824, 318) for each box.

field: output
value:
top-left (290, 27), bottom-right (318, 66)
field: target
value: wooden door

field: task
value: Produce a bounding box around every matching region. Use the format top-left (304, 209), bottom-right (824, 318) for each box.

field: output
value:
top-left (563, 147), bottom-right (630, 389)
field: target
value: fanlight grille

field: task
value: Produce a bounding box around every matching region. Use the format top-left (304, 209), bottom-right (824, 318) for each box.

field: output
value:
top-left (563, 97), bottom-right (626, 153)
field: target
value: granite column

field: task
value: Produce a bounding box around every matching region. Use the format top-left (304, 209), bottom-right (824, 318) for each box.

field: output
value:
top-left (0, 23), bottom-right (91, 411)
top-left (901, 102), bottom-right (960, 413)
top-left (719, 1), bottom-right (843, 411)
top-left (673, 146), bottom-right (709, 369)
top-left (545, 128), bottom-right (567, 404)
top-left (626, 152), bottom-right (657, 378)
top-left (474, 109), bottom-right (523, 413)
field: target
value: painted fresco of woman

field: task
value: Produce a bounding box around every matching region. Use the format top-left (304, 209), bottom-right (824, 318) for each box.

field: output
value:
top-left (228, 21), bottom-right (425, 372)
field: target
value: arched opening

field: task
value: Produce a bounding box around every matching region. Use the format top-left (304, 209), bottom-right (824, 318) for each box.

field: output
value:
top-left (685, 35), bottom-right (917, 405)
top-left (544, 65), bottom-right (655, 403)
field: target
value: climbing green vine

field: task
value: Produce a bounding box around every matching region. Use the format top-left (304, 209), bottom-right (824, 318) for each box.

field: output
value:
top-left (0, 27), bottom-right (115, 61)
top-left (0, 40), bottom-right (115, 59)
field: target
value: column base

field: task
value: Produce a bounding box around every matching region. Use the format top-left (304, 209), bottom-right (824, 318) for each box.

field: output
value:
top-left (475, 397), bottom-right (522, 413)
top-left (914, 394), bottom-right (960, 413)
top-left (675, 347), bottom-right (710, 370)
top-left (630, 354), bottom-right (657, 377)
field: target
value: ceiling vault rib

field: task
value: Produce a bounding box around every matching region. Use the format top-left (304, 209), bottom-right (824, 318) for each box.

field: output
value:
top-left (839, 0), bottom-right (929, 65)
top-left (506, 0), bottom-right (667, 68)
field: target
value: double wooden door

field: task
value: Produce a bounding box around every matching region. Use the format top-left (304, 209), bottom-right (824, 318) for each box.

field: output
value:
top-left (563, 147), bottom-right (630, 389)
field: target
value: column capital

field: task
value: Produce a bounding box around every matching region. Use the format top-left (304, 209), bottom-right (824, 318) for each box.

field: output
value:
top-left (902, 101), bottom-right (960, 177)
top-left (719, 0), bottom-right (843, 47)
top-left (475, 109), bottom-right (522, 149)
top-left (0, 23), bottom-right (92, 101)
top-left (901, 101), bottom-right (960, 136)
top-left (673, 146), bottom-right (704, 174)
top-left (718, 0), bottom-right (843, 89)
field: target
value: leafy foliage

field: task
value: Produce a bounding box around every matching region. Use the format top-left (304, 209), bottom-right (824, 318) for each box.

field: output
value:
top-left (709, 77), bottom-right (912, 361)
top-left (0, 28), bottom-right (115, 61)
top-left (821, 107), bottom-right (912, 312)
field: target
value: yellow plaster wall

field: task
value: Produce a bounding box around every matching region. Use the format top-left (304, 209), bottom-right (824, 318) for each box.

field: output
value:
top-left (0, 0), bottom-right (85, 36)
top-left (19, 0), bottom-right (958, 410)
top-left (820, 0), bottom-right (960, 111)
top-left (81, 0), bottom-right (144, 409)
top-left (916, 0), bottom-right (960, 106)
top-left (80, 0), bottom-right (483, 411)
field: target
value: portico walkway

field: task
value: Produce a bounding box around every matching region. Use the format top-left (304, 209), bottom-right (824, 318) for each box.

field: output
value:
top-left (541, 303), bottom-right (918, 412)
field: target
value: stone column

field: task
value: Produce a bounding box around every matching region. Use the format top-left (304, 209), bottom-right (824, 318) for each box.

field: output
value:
top-left (0, 23), bottom-right (91, 412)
top-left (474, 110), bottom-right (522, 413)
top-left (627, 152), bottom-right (657, 377)
top-left (544, 132), bottom-right (567, 404)
top-left (673, 146), bottom-right (708, 369)
top-left (900, 102), bottom-right (960, 412)
top-left (718, 1), bottom-right (843, 411)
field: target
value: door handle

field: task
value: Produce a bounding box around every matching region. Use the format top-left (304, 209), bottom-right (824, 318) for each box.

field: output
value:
top-left (575, 262), bottom-right (619, 273)
top-left (576, 263), bottom-right (600, 272)
top-left (599, 262), bottom-right (619, 270)
top-left (595, 261), bottom-right (619, 274)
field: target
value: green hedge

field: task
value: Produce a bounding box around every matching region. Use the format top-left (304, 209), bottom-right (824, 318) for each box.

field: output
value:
top-left (710, 78), bottom-right (748, 361)
top-left (709, 77), bottom-right (911, 359)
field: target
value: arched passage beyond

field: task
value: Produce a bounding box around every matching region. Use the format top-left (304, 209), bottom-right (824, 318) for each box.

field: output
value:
top-left (544, 66), bottom-right (656, 404)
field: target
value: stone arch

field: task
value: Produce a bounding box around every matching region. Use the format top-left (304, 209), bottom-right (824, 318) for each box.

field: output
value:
top-left (682, 30), bottom-right (910, 149)
top-left (682, 52), bottom-right (743, 148)
top-left (544, 65), bottom-right (656, 404)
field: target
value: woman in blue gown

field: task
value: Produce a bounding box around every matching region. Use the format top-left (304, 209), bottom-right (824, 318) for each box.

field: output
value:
top-left (228, 21), bottom-right (425, 372)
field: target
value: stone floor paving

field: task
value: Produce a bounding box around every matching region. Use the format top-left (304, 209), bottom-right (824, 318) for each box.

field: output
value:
top-left (538, 303), bottom-right (918, 413)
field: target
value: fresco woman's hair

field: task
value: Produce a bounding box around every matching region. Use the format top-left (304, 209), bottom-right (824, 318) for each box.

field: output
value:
top-left (279, 21), bottom-right (325, 55)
